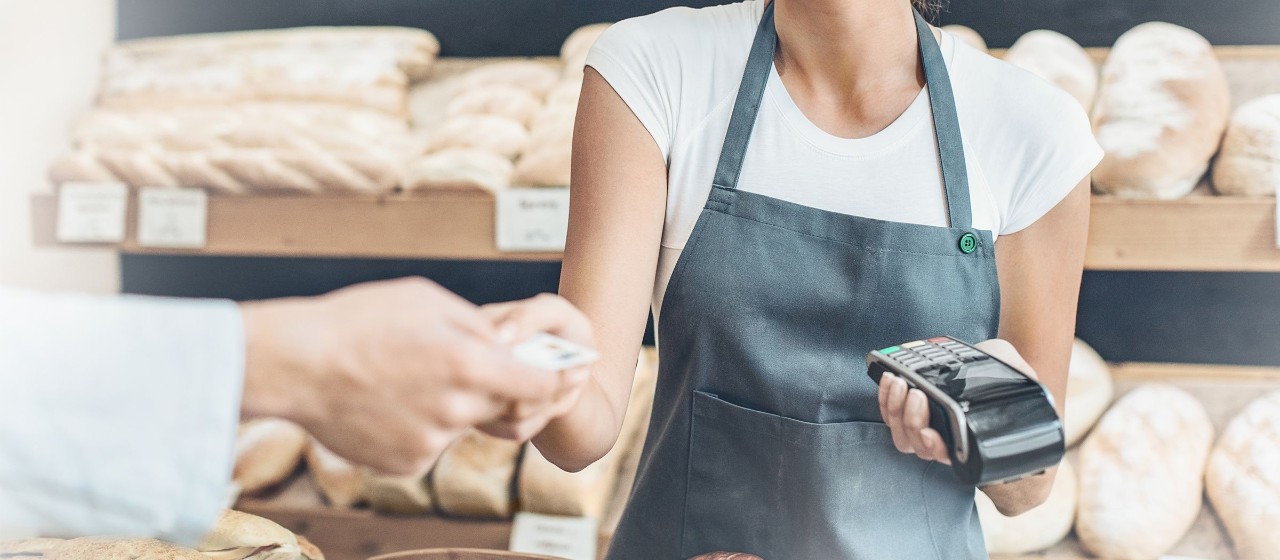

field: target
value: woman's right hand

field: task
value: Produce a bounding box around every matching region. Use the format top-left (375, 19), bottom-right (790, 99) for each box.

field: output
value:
top-left (877, 371), bottom-right (953, 465)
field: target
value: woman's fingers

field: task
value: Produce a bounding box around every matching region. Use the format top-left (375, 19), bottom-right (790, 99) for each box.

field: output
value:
top-left (880, 374), bottom-right (914, 453)
top-left (903, 389), bottom-right (932, 456)
top-left (921, 428), bottom-right (952, 465)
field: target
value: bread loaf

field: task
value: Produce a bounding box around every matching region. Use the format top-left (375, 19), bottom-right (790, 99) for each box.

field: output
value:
top-left (362, 473), bottom-right (433, 514)
top-left (403, 149), bottom-right (514, 193)
top-left (547, 80), bottom-right (583, 108)
top-left (456, 62), bottom-right (560, 99)
top-left (430, 431), bottom-right (523, 518)
top-left (976, 459), bottom-right (1077, 554)
top-left (1092, 23), bottom-right (1231, 199)
top-left (519, 350), bottom-right (659, 519)
top-left (44, 538), bottom-right (206, 560)
top-left (1004, 30), bottom-right (1098, 109)
top-left (1076, 384), bottom-right (1213, 560)
top-left (1213, 94), bottom-right (1280, 196)
top-left (1205, 390), bottom-right (1280, 560)
top-left (513, 104), bottom-right (576, 187)
top-left (561, 23), bottom-right (612, 79)
top-left (446, 86), bottom-right (543, 127)
top-left (197, 509), bottom-right (300, 560)
top-left (428, 115), bottom-right (529, 159)
top-left (233, 419), bottom-right (308, 495)
top-left (942, 25), bottom-right (987, 52)
top-left (1065, 338), bottom-right (1114, 447)
top-left (304, 437), bottom-right (364, 508)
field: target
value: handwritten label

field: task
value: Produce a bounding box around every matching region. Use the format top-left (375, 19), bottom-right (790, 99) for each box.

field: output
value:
top-left (496, 188), bottom-right (570, 252)
top-left (509, 512), bottom-right (597, 560)
top-left (55, 182), bottom-right (129, 243)
top-left (137, 187), bottom-right (208, 248)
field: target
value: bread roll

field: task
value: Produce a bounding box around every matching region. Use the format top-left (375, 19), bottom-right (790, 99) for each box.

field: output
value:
top-left (975, 459), bottom-right (1077, 554)
top-left (1205, 390), bottom-right (1280, 560)
top-left (428, 115), bottom-right (529, 159)
top-left (403, 149), bottom-right (514, 193)
top-left (1065, 338), bottom-right (1114, 447)
top-left (430, 431), bottom-right (523, 518)
top-left (1004, 30), bottom-right (1098, 108)
top-left (942, 25), bottom-right (987, 52)
top-left (45, 538), bottom-right (206, 560)
top-left (519, 350), bottom-right (659, 519)
top-left (1213, 94), bottom-right (1280, 196)
top-left (1092, 23), bottom-right (1231, 199)
top-left (303, 437), bottom-right (365, 508)
top-left (233, 419), bottom-right (308, 495)
top-left (361, 473), bottom-right (433, 514)
top-left (446, 86), bottom-right (543, 127)
top-left (197, 509), bottom-right (300, 560)
top-left (456, 62), bottom-right (560, 99)
top-left (561, 23), bottom-right (612, 79)
top-left (1076, 384), bottom-right (1213, 560)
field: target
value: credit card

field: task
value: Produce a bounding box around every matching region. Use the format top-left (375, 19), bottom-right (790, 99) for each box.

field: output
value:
top-left (512, 333), bottom-right (600, 371)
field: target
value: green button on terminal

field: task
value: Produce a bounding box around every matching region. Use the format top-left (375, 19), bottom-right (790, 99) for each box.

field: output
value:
top-left (880, 346), bottom-right (901, 354)
top-left (958, 233), bottom-right (978, 254)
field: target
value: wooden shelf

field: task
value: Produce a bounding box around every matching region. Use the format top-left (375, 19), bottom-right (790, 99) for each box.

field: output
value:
top-left (32, 192), bottom-right (1280, 271)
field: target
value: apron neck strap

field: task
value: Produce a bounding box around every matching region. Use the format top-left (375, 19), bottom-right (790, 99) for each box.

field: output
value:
top-left (710, 2), bottom-right (974, 230)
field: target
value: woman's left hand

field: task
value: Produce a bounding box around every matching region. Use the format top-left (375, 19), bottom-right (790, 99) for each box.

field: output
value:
top-left (877, 338), bottom-right (1037, 465)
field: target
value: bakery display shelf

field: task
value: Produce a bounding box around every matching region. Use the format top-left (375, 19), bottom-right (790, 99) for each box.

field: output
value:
top-left (30, 191), bottom-right (1280, 270)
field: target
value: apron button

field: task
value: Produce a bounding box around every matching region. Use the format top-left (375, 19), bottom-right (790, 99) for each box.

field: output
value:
top-left (958, 233), bottom-right (978, 254)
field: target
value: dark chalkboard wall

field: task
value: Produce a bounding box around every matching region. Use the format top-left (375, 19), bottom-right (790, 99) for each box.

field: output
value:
top-left (115, 0), bottom-right (1280, 366)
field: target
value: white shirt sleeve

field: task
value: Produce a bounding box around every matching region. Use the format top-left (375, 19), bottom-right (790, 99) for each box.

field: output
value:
top-left (585, 12), bottom-right (683, 161)
top-left (0, 287), bottom-right (244, 545)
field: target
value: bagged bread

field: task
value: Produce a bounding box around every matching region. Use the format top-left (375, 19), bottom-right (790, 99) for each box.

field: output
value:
top-left (975, 459), bottom-right (1077, 555)
top-left (1065, 338), bottom-right (1114, 447)
top-left (1076, 384), bottom-right (1213, 560)
top-left (197, 509), bottom-right (300, 560)
top-left (428, 115), bottom-right (529, 159)
top-left (362, 473), bottom-right (433, 514)
top-left (234, 418), bottom-right (308, 495)
top-left (456, 61), bottom-right (560, 99)
top-left (446, 86), bottom-right (543, 127)
top-left (303, 437), bottom-right (365, 508)
top-left (403, 149), bottom-right (515, 193)
top-left (1205, 390), bottom-right (1280, 560)
top-left (44, 538), bottom-right (206, 560)
top-left (519, 349), bottom-right (659, 519)
top-left (1004, 30), bottom-right (1098, 108)
top-left (430, 431), bottom-right (523, 518)
top-left (1213, 94), bottom-right (1280, 196)
top-left (1092, 23), bottom-right (1231, 199)
top-left (942, 25), bottom-right (987, 52)
top-left (561, 23), bottom-right (612, 79)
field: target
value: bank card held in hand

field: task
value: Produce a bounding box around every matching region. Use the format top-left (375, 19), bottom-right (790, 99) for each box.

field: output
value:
top-left (513, 333), bottom-right (599, 371)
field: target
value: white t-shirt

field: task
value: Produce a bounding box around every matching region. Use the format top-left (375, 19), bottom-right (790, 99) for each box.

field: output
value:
top-left (585, 0), bottom-right (1103, 318)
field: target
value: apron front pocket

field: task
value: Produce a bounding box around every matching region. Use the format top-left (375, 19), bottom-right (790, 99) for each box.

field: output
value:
top-left (683, 391), bottom-right (955, 560)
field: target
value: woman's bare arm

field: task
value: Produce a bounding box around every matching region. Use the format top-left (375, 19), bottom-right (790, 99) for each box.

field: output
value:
top-left (532, 67), bottom-right (669, 471)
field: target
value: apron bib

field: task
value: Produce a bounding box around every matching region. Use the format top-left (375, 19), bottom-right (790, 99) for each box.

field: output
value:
top-left (608, 5), bottom-right (1000, 559)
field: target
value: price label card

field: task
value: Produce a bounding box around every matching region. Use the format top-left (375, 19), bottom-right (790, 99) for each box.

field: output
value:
top-left (56, 182), bottom-right (129, 243)
top-left (496, 188), bottom-right (570, 252)
top-left (509, 512), bottom-right (597, 560)
top-left (137, 187), bottom-right (208, 248)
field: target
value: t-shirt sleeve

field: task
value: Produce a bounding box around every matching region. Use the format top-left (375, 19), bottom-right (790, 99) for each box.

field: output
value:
top-left (0, 288), bottom-right (244, 544)
top-left (584, 15), bottom-right (680, 160)
top-left (994, 82), bottom-right (1104, 235)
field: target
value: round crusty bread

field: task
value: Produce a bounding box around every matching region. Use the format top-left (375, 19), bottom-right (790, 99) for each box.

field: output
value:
top-left (561, 23), bottom-right (612, 79)
top-left (942, 25), bottom-right (987, 52)
top-left (428, 115), bottom-right (529, 160)
top-left (430, 430), bottom-right (523, 518)
top-left (303, 437), bottom-right (366, 508)
top-left (1091, 22), bottom-right (1231, 199)
top-left (445, 86), bottom-right (543, 128)
top-left (976, 459), bottom-right (1077, 555)
top-left (44, 538), bottom-right (206, 560)
top-left (1065, 338), bottom-right (1114, 447)
top-left (233, 418), bottom-right (309, 495)
top-left (404, 149), bottom-right (514, 193)
top-left (1212, 94), bottom-right (1280, 196)
top-left (1076, 384), bottom-right (1213, 560)
top-left (1205, 390), bottom-right (1280, 560)
top-left (1004, 30), bottom-right (1098, 109)
top-left (196, 509), bottom-right (300, 560)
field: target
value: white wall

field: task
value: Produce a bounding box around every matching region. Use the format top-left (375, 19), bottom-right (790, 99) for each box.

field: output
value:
top-left (0, 0), bottom-right (118, 293)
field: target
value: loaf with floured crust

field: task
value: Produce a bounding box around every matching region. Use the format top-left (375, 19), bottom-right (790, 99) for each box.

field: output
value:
top-left (1205, 390), bottom-right (1280, 560)
top-left (1076, 384), bottom-right (1213, 560)
top-left (233, 418), bottom-right (308, 495)
top-left (430, 431), bottom-right (523, 518)
top-left (1092, 22), bottom-right (1231, 199)
top-left (403, 149), bottom-right (514, 193)
top-left (1004, 30), bottom-right (1098, 109)
top-left (1065, 338), bottom-right (1114, 447)
top-left (1213, 94), bottom-right (1280, 196)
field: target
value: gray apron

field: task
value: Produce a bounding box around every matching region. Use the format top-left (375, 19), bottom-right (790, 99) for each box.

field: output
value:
top-left (607, 4), bottom-right (999, 559)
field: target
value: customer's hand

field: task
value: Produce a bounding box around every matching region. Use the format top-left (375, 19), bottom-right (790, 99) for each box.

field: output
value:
top-left (475, 294), bottom-right (595, 442)
top-left (877, 339), bottom-right (1037, 465)
top-left (239, 278), bottom-right (566, 477)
